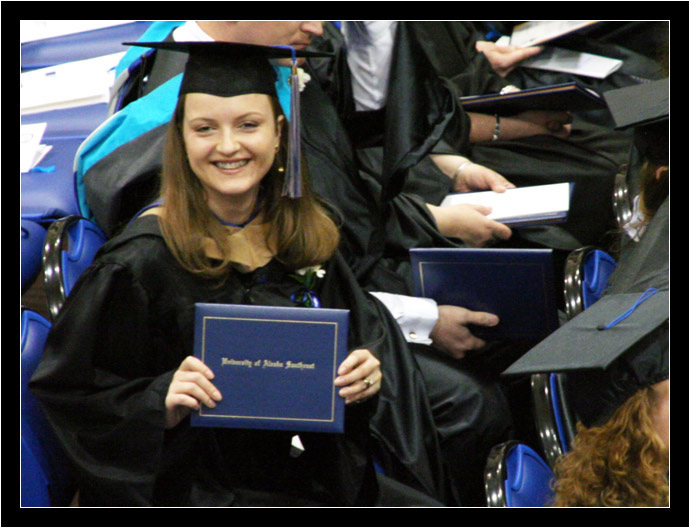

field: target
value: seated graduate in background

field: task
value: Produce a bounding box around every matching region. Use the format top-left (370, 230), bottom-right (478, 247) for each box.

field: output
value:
top-left (553, 337), bottom-right (669, 507)
top-left (310, 21), bottom-right (634, 251)
top-left (602, 78), bottom-right (669, 267)
top-left (29, 42), bottom-right (445, 507)
top-left (503, 82), bottom-right (669, 507)
top-left (471, 21), bottom-right (667, 110)
top-left (81, 21), bottom-right (523, 506)
top-left (504, 290), bottom-right (669, 507)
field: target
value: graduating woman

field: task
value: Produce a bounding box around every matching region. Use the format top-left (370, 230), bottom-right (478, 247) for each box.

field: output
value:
top-left (29, 42), bottom-right (444, 507)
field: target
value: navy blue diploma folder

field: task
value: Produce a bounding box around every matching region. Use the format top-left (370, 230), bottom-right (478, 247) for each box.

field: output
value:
top-left (410, 248), bottom-right (559, 340)
top-left (460, 82), bottom-right (605, 116)
top-left (191, 303), bottom-right (349, 433)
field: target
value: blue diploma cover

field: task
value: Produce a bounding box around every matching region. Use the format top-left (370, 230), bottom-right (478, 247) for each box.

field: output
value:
top-left (460, 81), bottom-right (605, 115)
top-left (410, 248), bottom-right (559, 340)
top-left (191, 303), bottom-right (349, 433)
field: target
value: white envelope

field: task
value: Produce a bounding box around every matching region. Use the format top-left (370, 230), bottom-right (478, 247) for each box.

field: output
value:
top-left (20, 122), bottom-right (51, 173)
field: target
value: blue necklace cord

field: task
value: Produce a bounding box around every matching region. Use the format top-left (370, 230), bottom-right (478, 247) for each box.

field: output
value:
top-left (212, 208), bottom-right (261, 228)
top-left (597, 288), bottom-right (659, 331)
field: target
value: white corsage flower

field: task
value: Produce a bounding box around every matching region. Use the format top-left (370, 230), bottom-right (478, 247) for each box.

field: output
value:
top-left (295, 264), bottom-right (325, 278)
top-left (296, 68), bottom-right (311, 92)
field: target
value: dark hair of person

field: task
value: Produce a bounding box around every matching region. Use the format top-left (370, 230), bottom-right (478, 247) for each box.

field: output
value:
top-left (638, 159), bottom-right (669, 223)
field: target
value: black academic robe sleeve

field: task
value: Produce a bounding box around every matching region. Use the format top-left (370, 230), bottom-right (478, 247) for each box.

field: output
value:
top-left (409, 21), bottom-right (508, 97)
top-left (299, 62), bottom-right (460, 294)
top-left (321, 252), bottom-right (458, 505)
top-left (29, 218), bottom-right (385, 507)
top-left (307, 22), bottom-right (469, 202)
top-left (29, 261), bottom-right (172, 505)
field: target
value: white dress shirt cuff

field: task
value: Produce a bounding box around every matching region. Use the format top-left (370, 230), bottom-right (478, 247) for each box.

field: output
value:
top-left (369, 292), bottom-right (438, 345)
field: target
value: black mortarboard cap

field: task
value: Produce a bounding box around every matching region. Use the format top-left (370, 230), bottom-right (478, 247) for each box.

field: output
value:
top-left (123, 40), bottom-right (332, 198)
top-left (503, 289), bottom-right (669, 427)
top-left (604, 78), bottom-right (669, 164)
top-left (124, 40), bottom-right (328, 97)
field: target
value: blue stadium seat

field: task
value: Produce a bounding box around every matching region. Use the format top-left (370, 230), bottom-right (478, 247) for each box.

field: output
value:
top-left (613, 163), bottom-right (633, 228)
top-left (532, 245), bottom-right (617, 467)
top-left (581, 249), bottom-right (618, 309)
top-left (21, 436), bottom-right (51, 507)
top-left (563, 246), bottom-right (618, 319)
top-left (530, 372), bottom-right (577, 468)
top-left (484, 441), bottom-right (555, 507)
top-left (21, 21), bottom-right (153, 70)
top-left (21, 219), bottom-right (47, 294)
top-left (20, 309), bottom-right (76, 506)
top-left (20, 136), bottom-right (88, 224)
top-left (42, 216), bottom-right (106, 320)
top-left (21, 103), bottom-right (112, 226)
top-left (532, 245), bottom-right (617, 466)
top-left (22, 103), bottom-right (109, 140)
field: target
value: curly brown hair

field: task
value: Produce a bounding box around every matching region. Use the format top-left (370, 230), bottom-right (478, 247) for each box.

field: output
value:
top-left (552, 386), bottom-right (669, 507)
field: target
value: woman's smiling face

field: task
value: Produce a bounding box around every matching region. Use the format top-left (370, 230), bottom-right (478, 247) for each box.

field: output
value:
top-left (182, 92), bottom-right (283, 214)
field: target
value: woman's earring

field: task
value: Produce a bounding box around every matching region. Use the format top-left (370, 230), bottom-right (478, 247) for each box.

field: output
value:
top-left (275, 148), bottom-right (285, 173)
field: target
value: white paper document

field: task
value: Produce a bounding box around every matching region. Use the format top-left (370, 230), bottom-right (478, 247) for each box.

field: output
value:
top-left (510, 21), bottom-right (600, 48)
top-left (521, 47), bottom-right (623, 79)
top-left (20, 52), bottom-right (125, 114)
top-left (440, 182), bottom-right (571, 227)
top-left (21, 122), bottom-right (52, 173)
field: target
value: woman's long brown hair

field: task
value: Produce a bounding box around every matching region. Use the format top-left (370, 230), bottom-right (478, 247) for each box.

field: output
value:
top-left (158, 94), bottom-right (339, 279)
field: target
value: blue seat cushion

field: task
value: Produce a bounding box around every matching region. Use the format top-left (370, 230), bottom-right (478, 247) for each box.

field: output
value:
top-left (21, 219), bottom-right (47, 292)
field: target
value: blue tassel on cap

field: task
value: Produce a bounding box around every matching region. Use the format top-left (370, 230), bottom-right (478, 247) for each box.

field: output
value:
top-left (272, 46), bottom-right (302, 199)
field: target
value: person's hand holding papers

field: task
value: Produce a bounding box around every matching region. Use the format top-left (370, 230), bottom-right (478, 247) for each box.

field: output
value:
top-left (475, 39), bottom-right (544, 77)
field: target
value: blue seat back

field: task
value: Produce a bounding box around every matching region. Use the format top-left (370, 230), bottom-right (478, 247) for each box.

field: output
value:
top-left (504, 443), bottom-right (555, 507)
top-left (20, 310), bottom-right (75, 506)
top-left (564, 246), bottom-right (618, 320)
top-left (21, 219), bottom-right (47, 294)
top-left (21, 21), bottom-right (153, 70)
top-left (21, 437), bottom-right (51, 507)
top-left (61, 218), bottom-right (106, 297)
top-left (43, 216), bottom-right (106, 319)
top-left (582, 249), bottom-right (617, 309)
top-left (549, 373), bottom-right (576, 454)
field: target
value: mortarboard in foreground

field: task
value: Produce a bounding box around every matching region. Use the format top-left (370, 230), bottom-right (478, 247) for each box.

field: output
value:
top-left (503, 289), bottom-right (669, 427)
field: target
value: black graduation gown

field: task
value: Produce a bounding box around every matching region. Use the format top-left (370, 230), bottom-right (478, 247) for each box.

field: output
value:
top-left (307, 22), bottom-right (468, 208)
top-left (299, 70), bottom-right (460, 295)
top-left (606, 196), bottom-right (669, 295)
top-left (421, 22), bottom-right (667, 128)
top-left (310, 22), bottom-right (633, 250)
top-left (410, 21), bottom-right (637, 249)
top-left (84, 35), bottom-right (512, 505)
top-left (93, 27), bottom-right (460, 296)
top-left (29, 215), bottom-right (449, 506)
top-left (305, 32), bottom-right (523, 505)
